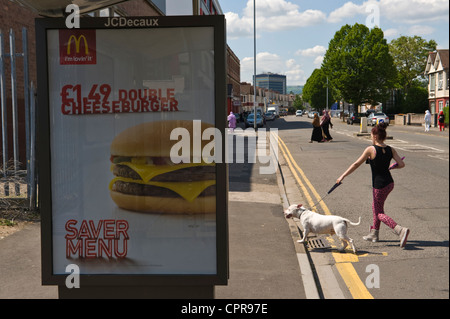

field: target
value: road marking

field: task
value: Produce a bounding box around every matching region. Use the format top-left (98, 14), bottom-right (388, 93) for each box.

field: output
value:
top-left (278, 137), bottom-right (331, 215)
top-left (336, 127), bottom-right (448, 155)
top-left (278, 135), bottom-right (374, 299)
top-left (335, 263), bottom-right (374, 299)
top-left (428, 153), bottom-right (449, 161)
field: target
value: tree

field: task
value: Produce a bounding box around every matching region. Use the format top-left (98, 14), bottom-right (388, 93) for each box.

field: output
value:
top-left (403, 86), bottom-right (429, 113)
top-left (302, 68), bottom-right (336, 110)
top-left (292, 94), bottom-right (304, 110)
top-left (389, 36), bottom-right (437, 94)
top-left (322, 23), bottom-right (397, 110)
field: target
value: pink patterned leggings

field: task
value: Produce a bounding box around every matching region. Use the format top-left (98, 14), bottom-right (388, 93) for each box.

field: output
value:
top-left (371, 183), bottom-right (397, 230)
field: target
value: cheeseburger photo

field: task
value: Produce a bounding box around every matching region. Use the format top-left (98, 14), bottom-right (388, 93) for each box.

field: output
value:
top-left (109, 120), bottom-right (216, 214)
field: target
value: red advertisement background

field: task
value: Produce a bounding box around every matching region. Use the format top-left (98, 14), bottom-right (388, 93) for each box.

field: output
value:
top-left (59, 29), bottom-right (96, 65)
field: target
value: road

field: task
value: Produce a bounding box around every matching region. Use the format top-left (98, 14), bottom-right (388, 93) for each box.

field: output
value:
top-left (268, 115), bottom-right (449, 299)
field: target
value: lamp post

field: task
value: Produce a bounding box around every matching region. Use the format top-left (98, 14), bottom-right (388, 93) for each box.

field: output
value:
top-left (253, 0), bottom-right (257, 129)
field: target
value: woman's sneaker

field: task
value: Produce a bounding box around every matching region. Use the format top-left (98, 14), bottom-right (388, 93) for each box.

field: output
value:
top-left (394, 225), bottom-right (410, 248)
top-left (363, 228), bottom-right (379, 242)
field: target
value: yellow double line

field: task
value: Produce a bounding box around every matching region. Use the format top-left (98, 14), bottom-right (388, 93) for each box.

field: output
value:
top-left (277, 135), bottom-right (373, 299)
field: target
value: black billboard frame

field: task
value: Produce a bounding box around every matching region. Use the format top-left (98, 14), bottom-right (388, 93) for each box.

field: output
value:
top-left (35, 15), bottom-right (228, 289)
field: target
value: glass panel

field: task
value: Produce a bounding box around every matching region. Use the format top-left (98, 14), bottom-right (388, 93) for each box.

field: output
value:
top-left (47, 27), bottom-right (217, 275)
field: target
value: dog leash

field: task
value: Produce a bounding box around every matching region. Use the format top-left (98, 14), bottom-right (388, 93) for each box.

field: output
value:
top-left (311, 156), bottom-right (403, 210)
top-left (389, 157), bottom-right (405, 170)
top-left (310, 155), bottom-right (403, 210)
top-left (310, 182), bottom-right (341, 209)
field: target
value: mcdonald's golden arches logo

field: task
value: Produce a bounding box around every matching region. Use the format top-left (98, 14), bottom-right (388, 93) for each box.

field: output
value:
top-left (59, 29), bottom-right (96, 65)
top-left (67, 35), bottom-right (89, 55)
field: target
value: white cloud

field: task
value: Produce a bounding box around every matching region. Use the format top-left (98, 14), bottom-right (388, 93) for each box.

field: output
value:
top-left (407, 25), bottom-right (435, 36)
top-left (241, 52), bottom-right (306, 85)
top-left (380, 0), bottom-right (449, 24)
top-left (285, 59), bottom-right (306, 85)
top-left (313, 56), bottom-right (324, 66)
top-left (383, 28), bottom-right (399, 38)
top-left (226, 0), bottom-right (326, 39)
top-left (296, 45), bottom-right (327, 57)
top-left (328, 1), bottom-right (366, 23)
top-left (327, 0), bottom-right (449, 25)
top-left (225, 11), bottom-right (253, 39)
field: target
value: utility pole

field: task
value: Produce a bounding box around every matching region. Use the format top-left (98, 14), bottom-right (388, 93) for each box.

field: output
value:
top-left (253, 0), bottom-right (257, 129)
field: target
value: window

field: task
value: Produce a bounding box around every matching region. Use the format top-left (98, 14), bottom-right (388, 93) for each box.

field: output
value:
top-left (439, 101), bottom-right (444, 112)
top-left (430, 74), bottom-right (435, 91)
top-left (438, 72), bottom-right (444, 90)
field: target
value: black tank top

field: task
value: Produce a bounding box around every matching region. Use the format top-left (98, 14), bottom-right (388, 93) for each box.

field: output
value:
top-left (369, 145), bottom-right (394, 189)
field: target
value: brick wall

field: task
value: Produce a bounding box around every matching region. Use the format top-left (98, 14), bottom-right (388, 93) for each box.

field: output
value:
top-left (117, 0), bottom-right (162, 16)
top-left (227, 46), bottom-right (240, 97)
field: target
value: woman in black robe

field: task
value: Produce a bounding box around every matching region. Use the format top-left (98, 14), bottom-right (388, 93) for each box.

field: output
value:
top-left (320, 110), bottom-right (333, 141)
top-left (310, 113), bottom-right (324, 143)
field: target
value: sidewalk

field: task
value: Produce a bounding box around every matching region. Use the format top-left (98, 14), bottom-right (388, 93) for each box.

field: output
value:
top-left (0, 125), bottom-right (312, 299)
top-left (387, 122), bottom-right (449, 137)
top-left (335, 116), bottom-right (449, 138)
top-left (215, 129), bottom-right (309, 298)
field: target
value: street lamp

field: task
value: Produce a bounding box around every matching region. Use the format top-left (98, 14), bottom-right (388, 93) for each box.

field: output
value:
top-left (253, 0), bottom-right (257, 130)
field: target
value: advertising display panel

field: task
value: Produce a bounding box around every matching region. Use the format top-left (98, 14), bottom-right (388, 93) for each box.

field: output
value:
top-left (36, 16), bottom-right (227, 286)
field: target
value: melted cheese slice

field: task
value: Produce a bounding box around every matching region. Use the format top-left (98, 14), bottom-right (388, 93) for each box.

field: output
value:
top-left (109, 177), bottom-right (216, 202)
top-left (112, 162), bottom-right (215, 183)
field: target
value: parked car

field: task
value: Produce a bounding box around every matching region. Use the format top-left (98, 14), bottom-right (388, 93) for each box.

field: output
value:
top-left (245, 113), bottom-right (264, 128)
top-left (308, 111), bottom-right (318, 119)
top-left (265, 111), bottom-right (276, 121)
top-left (347, 112), bottom-right (366, 125)
top-left (367, 113), bottom-right (390, 126)
top-left (295, 110), bottom-right (303, 117)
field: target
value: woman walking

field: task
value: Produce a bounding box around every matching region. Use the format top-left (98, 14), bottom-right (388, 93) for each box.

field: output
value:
top-left (336, 123), bottom-right (410, 248)
top-left (227, 111), bottom-right (236, 132)
top-left (310, 113), bottom-right (324, 143)
top-left (320, 110), bottom-right (333, 141)
top-left (438, 111), bottom-right (445, 131)
top-left (424, 110), bottom-right (432, 132)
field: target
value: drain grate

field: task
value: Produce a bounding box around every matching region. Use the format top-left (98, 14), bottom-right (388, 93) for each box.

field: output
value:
top-left (307, 238), bottom-right (331, 250)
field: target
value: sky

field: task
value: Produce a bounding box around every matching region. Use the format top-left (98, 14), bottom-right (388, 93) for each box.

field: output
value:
top-left (220, 0), bottom-right (450, 87)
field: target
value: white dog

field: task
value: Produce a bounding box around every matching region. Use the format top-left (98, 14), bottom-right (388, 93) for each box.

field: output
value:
top-left (284, 204), bottom-right (361, 253)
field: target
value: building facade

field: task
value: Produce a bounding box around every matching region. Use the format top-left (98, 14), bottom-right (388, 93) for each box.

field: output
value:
top-left (425, 49), bottom-right (449, 115)
top-left (240, 82), bottom-right (292, 113)
top-left (255, 73), bottom-right (287, 95)
top-left (166, 0), bottom-right (241, 115)
top-left (227, 47), bottom-right (241, 114)
top-left (165, 0), bottom-right (222, 16)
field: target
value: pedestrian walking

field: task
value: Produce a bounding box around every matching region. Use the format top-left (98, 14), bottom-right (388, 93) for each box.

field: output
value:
top-left (309, 113), bottom-right (324, 143)
top-left (320, 110), bottom-right (333, 141)
top-left (227, 111), bottom-right (236, 133)
top-left (424, 110), bottom-right (432, 132)
top-left (336, 123), bottom-right (410, 248)
top-left (438, 111), bottom-right (445, 131)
